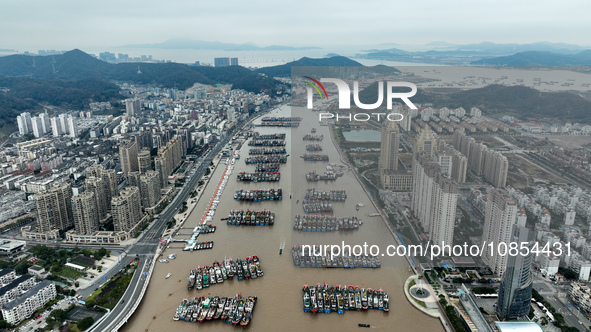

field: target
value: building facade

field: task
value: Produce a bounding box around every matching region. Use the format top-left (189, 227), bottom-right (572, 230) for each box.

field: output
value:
top-left (496, 225), bottom-right (533, 321)
top-left (482, 188), bottom-right (518, 276)
top-left (72, 191), bottom-right (99, 235)
top-left (111, 186), bottom-right (143, 232)
top-left (34, 183), bottom-right (73, 233)
top-left (411, 152), bottom-right (458, 246)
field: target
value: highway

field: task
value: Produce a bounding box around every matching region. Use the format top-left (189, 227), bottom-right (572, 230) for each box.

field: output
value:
top-left (89, 108), bottom-right (272, 331)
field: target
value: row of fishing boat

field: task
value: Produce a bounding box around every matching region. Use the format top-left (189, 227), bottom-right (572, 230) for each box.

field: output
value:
top-left (293, 215), bottom-right (361, 231)
top-left (173, 294), bottom-right (257, 326)
top-left (224, 209), bottom-right (275, 226)
top-left (261, 116), bottom-right (302, 122)
top-left (196, 224), bottom-right (216, 234)
top-left (249, 147), bottom-right (286, 155)
top-left (302, 284), bottom-right (389, 313)
top-left (187, 256), bottom-right (264, 290)
top-left (301, 154), bottom-right (329, 162)
top-left (302, 134), bottom-right (323, 141)
top-left (237, 172), bottom-right (280, 182)
top-left (302, 200), bottom-right (333, 214)
top-left (182, 241), bottom-right (214, 251)
top-left (245, 155), bottom-right (288, 164)
top-left (306, 170), bottom-right (342, 181)
top-left (246, 132), bottom-right (286, 139)
top-left (304, 188), bottom-right (347, 201)
top-left (198, 163), bottom-right (234, 225)
top-left (248, 139), bottom-right (286, 146)
top-left (306, 144), bottom-right (322, 151)
top-left (255, 163), bottom-right (281, 172)
top-left (234, 189), bottom-right (283, 202)
top-left (292, 246), bottom-right (381, 268)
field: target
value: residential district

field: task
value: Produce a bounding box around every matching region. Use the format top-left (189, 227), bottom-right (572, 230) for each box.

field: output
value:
top-left (0, 78), bottom-right (284, 330)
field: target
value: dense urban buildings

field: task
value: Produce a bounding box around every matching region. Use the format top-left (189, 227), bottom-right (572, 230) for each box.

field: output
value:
top-left (452, 130), bottom-right (508, 187)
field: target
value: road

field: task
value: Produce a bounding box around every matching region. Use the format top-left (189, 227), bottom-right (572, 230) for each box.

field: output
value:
top-left (89, 108), bottom-right (274, 331)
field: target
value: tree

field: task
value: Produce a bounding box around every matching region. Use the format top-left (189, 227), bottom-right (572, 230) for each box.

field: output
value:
top-left (15, 262), bottom-right (32, 275)
top-left (563, 268), bottom-right (578, 280)
top-left (77, 316), bottom-right (95, 330)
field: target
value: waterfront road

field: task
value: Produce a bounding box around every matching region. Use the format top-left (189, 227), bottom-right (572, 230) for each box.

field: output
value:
top-left (90, 255), bottom-right (151, 331)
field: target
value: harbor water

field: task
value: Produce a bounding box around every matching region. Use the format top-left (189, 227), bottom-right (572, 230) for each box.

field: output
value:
top-left (123, 105), bottom-right (443, 331)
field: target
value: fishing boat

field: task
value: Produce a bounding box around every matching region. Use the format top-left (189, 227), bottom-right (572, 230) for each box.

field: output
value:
top-left (310, 285), bottom-right (318, 313)
top-left (240, 296), bottom-right (257, 326)
top-left (187, 270), bottom-right (196, 289)
top-left (303, 285), bottom-right (311, 312)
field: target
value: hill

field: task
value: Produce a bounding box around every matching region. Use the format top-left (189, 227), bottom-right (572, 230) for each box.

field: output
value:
top-left (0, 77), bottom-right (124, 134)
top-left (0, 49), bottom-right (283, 93)
top-left (254, 56), bottom-right (365, 77)
top-left (470, 50), bottom-right (591, 66)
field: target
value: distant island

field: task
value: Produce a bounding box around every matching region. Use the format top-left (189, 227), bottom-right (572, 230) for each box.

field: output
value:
top-left (470, 50), bottom-right (591, 66)
top-left (358, 41), bottom-right (591, 65)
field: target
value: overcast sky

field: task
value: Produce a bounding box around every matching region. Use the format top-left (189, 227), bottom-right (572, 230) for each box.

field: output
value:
top-left (2, 0), bottom-right (590, 51)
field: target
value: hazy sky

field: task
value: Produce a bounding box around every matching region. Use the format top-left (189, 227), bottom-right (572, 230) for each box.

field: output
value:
top-left (2, 0), bottom-right (590, 51)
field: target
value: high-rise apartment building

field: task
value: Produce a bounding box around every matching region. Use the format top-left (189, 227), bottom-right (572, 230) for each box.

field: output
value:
top-left (125, 99), bottom-right (141, 117)
top-left (214, 57), bottom-right (230, 67)
top-left (496, 225), bottom-right (533, 321)
top-left (34, 183), bottom-right (73, 233)
top-left (379, 121), bottom-right (400, 171)
top-left (111, 186), bottom-right (143, 232)
top-left (157, 136), bottom-right (183, 180)
top-left (119, 140), bottom-right (139, 177)
top-left (16, 112), bottom-right (32, 136)
top-left (138, 148), bottom-right (152, 174)
top-left (482, 188), bottom-right (518, 276)
top-left (411, 152), bottom-right (458, 246)
top-left (139, 170), bottom-right (161, 208)
top-left (452, 131), bottom-right (508, 188)
top-left (85, 176), bottom-right (108, 220)
top-left (72, 191), bottom-right (99, 235)
top-left (67, 115), bottom-right (78, 138)
top-left (414, 126), bottom-right (438, 157)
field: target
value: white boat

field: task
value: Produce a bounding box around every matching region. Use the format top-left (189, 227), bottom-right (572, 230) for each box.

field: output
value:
top-left (168, 253), bottom-right (177, 259)
top-left (166, 273), bottom-right (172, 279)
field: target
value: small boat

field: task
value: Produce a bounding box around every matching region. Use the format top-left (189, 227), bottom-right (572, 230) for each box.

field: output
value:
top-left (358, 324), bottom-right (370, 328)
top-left (166, 273), bottom-right (172, 279)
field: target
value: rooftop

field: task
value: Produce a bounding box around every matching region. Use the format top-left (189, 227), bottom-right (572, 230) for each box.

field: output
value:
top-left (2, 280), bottom-right (54, 311)
top-left (495, 322), bottom-right (544, 332)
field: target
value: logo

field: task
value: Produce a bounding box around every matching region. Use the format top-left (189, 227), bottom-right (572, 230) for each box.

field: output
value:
top-left (306, 78), bottom-right (417, 110)
top-left (304, 76), bottom-right (329, 101)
